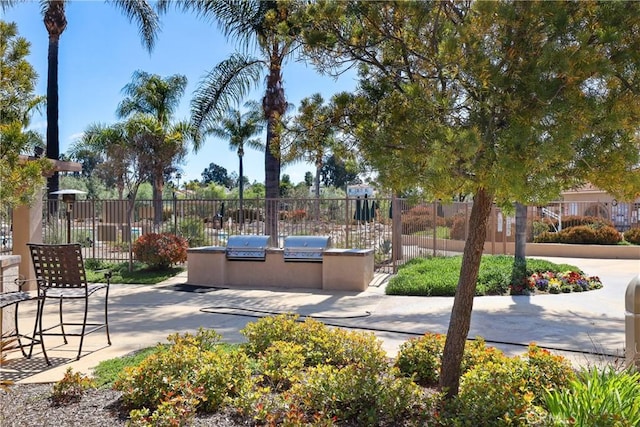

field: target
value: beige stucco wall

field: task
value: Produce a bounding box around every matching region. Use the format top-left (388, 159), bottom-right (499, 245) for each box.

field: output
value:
top-left (187, 247), bottom-right (374, 291)
top-left (323, 249), bottom-right (374, 292)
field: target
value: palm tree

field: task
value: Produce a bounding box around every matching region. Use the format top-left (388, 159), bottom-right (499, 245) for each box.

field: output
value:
top-left (1, 0), bottom-right (161, 196)
top-left (116, 71), bottom-right (198, 225)
top-left (204, 100), bottom-right (264, 229)
top-left (164, 0), bottom-right (303, 245)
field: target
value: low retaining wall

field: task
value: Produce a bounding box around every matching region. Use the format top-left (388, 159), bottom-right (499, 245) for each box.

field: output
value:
top-left (187, 247), bottom-right (374, 292)
top-left (402, 235), bottom-right (640, 259)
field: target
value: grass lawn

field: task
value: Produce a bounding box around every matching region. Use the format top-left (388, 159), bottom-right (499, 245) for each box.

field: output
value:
top-left (84, 260), bottom-right (184, 285)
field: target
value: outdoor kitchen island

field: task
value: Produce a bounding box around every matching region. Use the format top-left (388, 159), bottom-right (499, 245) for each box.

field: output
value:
top-left (186, 236), bottom-right (374, 292)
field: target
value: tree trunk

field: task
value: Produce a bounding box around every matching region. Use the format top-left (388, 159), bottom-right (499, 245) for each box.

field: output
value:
top-left (512, 202), bottom-right (528, 285)
top-left (44, 2), bottom-right (66, 196)
top-left (153, 173), bottom-right (164, 226)
top-left (440, 188), bottom-right (494, 398)
top-left (262, 57), bottom-right (285, 246)
top-left (514, 202), bottom-right (527, 261)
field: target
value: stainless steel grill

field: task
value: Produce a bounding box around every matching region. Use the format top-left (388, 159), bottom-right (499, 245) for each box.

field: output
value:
top-left (283, 236), bottom-right (331, 262)
top-left (225, 235), bottom-right (270, 261)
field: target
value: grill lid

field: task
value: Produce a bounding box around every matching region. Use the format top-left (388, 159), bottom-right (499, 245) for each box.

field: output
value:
top-left (283, 236), bottom-right (331, 262)
top-left (226, 235), bottom-right (270, 260)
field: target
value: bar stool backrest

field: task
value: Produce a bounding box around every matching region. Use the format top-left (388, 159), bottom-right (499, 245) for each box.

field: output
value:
top-left (28, 244), bottom-right (87, 289)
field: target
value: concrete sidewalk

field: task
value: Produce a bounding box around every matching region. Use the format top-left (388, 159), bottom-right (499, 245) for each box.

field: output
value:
top-left (2, 256), bottom-right (638, 384)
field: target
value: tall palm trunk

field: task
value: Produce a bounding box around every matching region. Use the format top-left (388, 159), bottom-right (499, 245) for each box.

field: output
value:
top-left (263, 56), bottom-right (285, 246)
top-left (238, 147), bottom-right (244, 229)
top-left (440, 188), bottom-right (494, 398)
top-left (44, 1), bottom-right (67, 196)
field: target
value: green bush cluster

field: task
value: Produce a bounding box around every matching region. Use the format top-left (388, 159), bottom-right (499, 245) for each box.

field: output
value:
top-left (115, 329), bottom-right (254, 421)
top-left (394, 334), bottom-right (504, 386)
top-left (50, 368), bottom-right (95, 406)
top-left (449, 344), bottom-right (575, 426)
top-left (241, 314), bottom-right (388, 371)
top-left (624, 227), bottom-right (640, 244)
top-left (286, 364), bottom-right (426, 427)
top-left (177, 216), bottom-right (206, 247)
top-left (80, 316), bottom-right (640, 426)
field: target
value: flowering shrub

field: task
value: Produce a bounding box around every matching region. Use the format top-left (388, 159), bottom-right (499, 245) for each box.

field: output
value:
top-left (510, 270), bottom-right (602, 295)
top-left (133, 233), bottom-right (187, 269)
top-left (51, 368), bottom-right (95, 406)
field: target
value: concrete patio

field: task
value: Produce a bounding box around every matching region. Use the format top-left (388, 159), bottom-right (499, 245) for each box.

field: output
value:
top-left (1, 256), bottom-right (638, 384)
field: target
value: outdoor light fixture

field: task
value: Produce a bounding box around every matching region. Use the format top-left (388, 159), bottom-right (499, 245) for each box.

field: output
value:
top-left (50, 189), bottom-right (86, 243)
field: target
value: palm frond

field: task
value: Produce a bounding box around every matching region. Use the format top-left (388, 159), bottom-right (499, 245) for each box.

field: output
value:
top-left (191, 53), bottom-right (264, 133)
top-left (169, 0), bottom-right (265, 50)
top-left (117, 70), bottom-right (187, 124)
top-left (109, 0), bottom-right (161, 52)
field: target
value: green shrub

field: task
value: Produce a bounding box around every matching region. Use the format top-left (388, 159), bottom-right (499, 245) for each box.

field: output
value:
top-left (451, 344), bottom-right (574, 426)
top-left (177, 216), bottom-right (206, 247)
top-left (50, 368), bottom-right (95, 406)
top-left (259, 340), bottom-right (305, 391)
top-left (241, 314), bottom-right (388, 370)
top-left (287, 364), bottom-right (428, 426)
top-left (624, 227), bottom-right (640, 244)
top-left (115, 329), bottom-right (253, 414)
top-left (453, 358), bottom-right (547, 426)
top-left (477, 263), bottom-right (512, 295)
top-left (533, 231), bottom-right (559, 243)
top-left (241, 314), bottom-right (323, 360)
top-left (132, 232), bottom-right (187, 269)
top-left (395, 334), bottom-right (505, 387)
top-left (545, 368), bottom-right (640, 426)
top-left (386, 256), bottom-right (462, 296)
top-left (127, 382), bottom-right (201, 427)
top-left (394, 333), bottom-right (445, 386)
top-left (531, 219), bottom-right (552, 238)
top-left (523, 344), bottom-right (576, 406)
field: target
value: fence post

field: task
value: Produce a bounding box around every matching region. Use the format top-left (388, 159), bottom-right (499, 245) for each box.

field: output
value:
top-left (345, 193), bottom-right (350, 248)
top-left (392, 195), bottom-right (402, 264)
top-left (173, 193), bottom-right (178, 236)
top-left (432, 200), bottom-right (437, 257)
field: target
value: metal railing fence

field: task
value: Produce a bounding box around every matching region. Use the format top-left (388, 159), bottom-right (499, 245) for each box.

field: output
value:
top-left (10, 196), bottom-right (636, 272)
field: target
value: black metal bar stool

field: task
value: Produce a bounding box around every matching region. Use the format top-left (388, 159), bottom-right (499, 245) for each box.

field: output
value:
top-left (27, 243), bottom-right (111, 361)
top-left (0, 277), bottom-right (49, 365)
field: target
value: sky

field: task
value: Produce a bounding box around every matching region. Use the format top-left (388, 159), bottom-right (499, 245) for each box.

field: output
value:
top-left (3, 1), bottom-right (358, 186)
